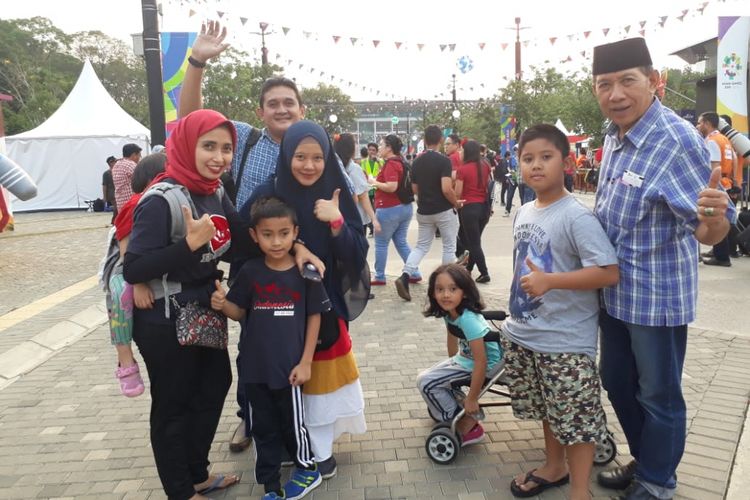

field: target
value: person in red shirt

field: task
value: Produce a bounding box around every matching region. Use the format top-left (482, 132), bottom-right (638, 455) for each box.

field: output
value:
top-left (367, 134), bottom-right (417, 285)
top-left (445, 133), bottom-right (463, 175)
top-left (455, 140), bottom-right (492, 283)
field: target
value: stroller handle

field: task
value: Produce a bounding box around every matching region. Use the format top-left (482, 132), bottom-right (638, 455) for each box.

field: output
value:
top-left (482, 310), bottom-right (507, 321)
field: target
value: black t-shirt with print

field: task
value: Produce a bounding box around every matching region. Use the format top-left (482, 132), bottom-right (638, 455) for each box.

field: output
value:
top-left (411, 150), bottom-right (453, 215)
top-left (228, 258), bottom-right (331, 389)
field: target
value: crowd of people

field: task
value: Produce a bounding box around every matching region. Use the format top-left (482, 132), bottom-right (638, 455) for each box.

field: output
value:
top-left (101, 24), bottom-right (740, 500)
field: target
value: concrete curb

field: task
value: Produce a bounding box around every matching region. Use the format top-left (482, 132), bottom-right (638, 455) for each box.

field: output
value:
top-left (0, 303), bottom-right (107, 386)
top-left (726, 400), bottom-right (750, 499)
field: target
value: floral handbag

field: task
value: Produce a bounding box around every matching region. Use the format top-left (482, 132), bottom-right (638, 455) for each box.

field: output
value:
top-left (171, 298), bottom-right (228, 350)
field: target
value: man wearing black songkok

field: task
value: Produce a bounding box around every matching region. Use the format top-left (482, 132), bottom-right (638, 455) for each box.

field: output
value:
top-left (589, 38), bottom-right (733, 500)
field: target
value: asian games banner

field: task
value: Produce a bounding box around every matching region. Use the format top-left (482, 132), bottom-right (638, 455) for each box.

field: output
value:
top-left (717, 17), bottom-right (750, 135)
top-left (161, 32), bottom-right (197, 136)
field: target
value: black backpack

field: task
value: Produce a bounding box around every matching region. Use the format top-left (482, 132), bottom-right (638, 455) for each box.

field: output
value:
top-left (221, 126), bottom-right (262, 205)
top-left (393, 157), bottom-right (414, 204)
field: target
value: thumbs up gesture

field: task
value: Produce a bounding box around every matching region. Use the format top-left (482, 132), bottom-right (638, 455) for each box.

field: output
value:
top-left (520, 257), bottom-right (550, 298)
top-left (182, 205), bottom-right (216, 251)
top-left (210, 279), bottom-right (226, 311)
top-left (697, 167), bottom-right (729, 225)
top-left (314, 188), bottom-right (343, 224)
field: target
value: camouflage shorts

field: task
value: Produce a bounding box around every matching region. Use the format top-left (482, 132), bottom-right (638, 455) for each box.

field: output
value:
top-left (500, 336), bottom-right (607, 446)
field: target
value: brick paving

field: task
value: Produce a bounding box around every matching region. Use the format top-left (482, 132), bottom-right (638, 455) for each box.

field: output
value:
top-left (0, 207), bottom-right (748, 499)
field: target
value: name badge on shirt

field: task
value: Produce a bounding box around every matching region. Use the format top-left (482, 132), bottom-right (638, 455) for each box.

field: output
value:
top-left (274, 310), bottom-right (294, 317)
top-left (621, 170), bottom-right (644, 188)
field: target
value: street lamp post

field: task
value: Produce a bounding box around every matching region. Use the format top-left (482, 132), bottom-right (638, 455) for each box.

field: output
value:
top-left (515, 17), bottom-right (522, 81)
top-left (140, 0), bottom-right (166, 146)
top-left (248, 22), bottom-right (274, 66)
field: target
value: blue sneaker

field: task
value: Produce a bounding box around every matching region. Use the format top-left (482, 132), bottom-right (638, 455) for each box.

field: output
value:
top-left (283, 467), bottom-right (321, 500)
top-left (262, 490), bottom-right (285, 499)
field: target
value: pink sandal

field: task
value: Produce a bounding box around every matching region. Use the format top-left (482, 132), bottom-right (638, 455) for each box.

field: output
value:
top-left (115, 362), bottom-right (145, 397)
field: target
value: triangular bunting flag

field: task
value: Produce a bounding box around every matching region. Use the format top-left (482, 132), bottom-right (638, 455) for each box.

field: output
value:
top-left (260, 22), bottom-right (269, 31)
top-left (698, 2), bottom-right (708, 14)
top-left (373, 40), bottom-right (380, 47)
top-left (678, 10), bottom-right (688, 21)
top-left (624, 25), bottom-right (631, 33)
top-left (320, 71), bottom-right (325, 76)
top-left (304, 31), bottom-right (311, 39)
top-left (602, 28), bottom-right (609, 36)
top-left (639, 20), bottom-right (646, 28)
top-left (188, 9), bottom-right (196, 17)
top-left (240, 17), bottom-right (248, 25)
top-left (275, 54), bottom-right (281, 59)
top-left (440, 44), bottom-right (447, 51)
top-left (449, 44), bottom-right (456, 51)
top-left (567, 34), bottom-right (574, 41)
top-left (580, 50), bottom-right (586, 57)
top-left (478, 42), bottom-right (485, 50)
top-left (584, 31), bottom-right (591, 38)
top-left (639, 29), bottom-right (646, 37)
top-left (550, 37), bottom-right (557, 45)
top-left (350, 37), bottom-right (357, 45)
top-left (286, 59), bottom-right (292, 65)
top-left (523, 40), bottom-right (529, 47)
top-left (501, 43), bottom-right (508, 51)
top-left (417, 43), bottom-right (424, 51)
top-left (298, 63), bottom-right (303, 69)
top-left (216, 11), bottom-right (224, 18)
top-left (659, 16), bottom-right (667, 28)
top-left (333, 36), bottom-right (340, 43)
top-left (282, 27), bottom-right (290, 35)
top-left (395, 42), bottom-right (402, 49)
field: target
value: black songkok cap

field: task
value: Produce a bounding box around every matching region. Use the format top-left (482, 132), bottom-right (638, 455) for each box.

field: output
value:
top-left (592, 38), bottom-right (653, 75)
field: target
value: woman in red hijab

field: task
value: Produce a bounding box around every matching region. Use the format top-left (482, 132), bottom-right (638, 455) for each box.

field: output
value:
top-left (123, 110), bottom-right (250, 499)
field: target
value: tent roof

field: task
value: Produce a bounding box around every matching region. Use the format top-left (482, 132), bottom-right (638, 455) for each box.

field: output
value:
top-left (7, 60), bottom-right (150, 139)
top-left (554, 119), bottom-right (570, 136)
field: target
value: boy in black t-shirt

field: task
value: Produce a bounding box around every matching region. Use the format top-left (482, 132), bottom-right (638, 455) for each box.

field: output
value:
top-left (212, 197), bottom-right (330, 500)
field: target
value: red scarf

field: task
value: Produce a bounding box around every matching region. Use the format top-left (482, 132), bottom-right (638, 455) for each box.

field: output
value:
top-left (158, 109), bottom-right (237, 196)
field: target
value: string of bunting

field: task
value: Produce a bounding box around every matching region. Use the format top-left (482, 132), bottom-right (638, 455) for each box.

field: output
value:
top-left (166, 0), bottom-right (727, 55)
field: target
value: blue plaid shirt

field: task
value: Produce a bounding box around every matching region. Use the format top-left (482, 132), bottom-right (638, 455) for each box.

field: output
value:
top-left (594, 99), bottom-right (736, 327)
top-left (231, 122), bottom-right (280, 210)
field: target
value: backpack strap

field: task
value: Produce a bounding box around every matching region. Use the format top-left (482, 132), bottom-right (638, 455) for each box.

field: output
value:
top-left (233, 127), bottom-right (263, 195)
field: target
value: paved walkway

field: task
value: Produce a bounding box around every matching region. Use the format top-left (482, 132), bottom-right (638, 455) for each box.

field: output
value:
top-left (0, 198), bottom-right (748, 500)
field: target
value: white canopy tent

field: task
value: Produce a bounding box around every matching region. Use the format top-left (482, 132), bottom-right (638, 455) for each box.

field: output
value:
top-left (5, 60), bottom-right (150, 211)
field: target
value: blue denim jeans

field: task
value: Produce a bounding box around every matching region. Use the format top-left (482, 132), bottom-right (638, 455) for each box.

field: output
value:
top-left (599, 310), bottom-right (687, 499)
top-left (374, 203), bottom-right (413, 281)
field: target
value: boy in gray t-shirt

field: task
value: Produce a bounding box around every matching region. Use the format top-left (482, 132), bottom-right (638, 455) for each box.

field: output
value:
top-left (502, 125), bottom-right (619, 500)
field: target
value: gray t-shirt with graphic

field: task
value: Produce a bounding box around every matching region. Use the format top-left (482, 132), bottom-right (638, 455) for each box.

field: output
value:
top-left (502, 194), bottom-right (617, 358)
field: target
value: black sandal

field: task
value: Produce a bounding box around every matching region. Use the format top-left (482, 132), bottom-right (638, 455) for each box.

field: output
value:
top-left (510, 469), bottom-right (570, 498)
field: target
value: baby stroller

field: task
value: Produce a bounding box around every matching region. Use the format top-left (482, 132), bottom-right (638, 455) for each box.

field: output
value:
top-left (424, 310), bottom-right (618, 466)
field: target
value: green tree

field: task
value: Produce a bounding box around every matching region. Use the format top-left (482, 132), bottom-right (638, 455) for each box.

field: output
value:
top-left (300, 83), bottom-right (356, 134)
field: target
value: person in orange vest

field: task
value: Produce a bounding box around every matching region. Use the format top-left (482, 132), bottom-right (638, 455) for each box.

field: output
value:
top-left (697, 111), bottom-right (738, 266)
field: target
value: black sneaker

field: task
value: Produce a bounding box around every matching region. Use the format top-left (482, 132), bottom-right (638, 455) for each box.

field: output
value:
top-left (702, 257), bottom-right (731, 267)
top-left (475, 274), bottom-right (491, 284)
top-left (317, 455), bottom-right (337, 479)
top-left (395, 272), bottom-right (411, 301)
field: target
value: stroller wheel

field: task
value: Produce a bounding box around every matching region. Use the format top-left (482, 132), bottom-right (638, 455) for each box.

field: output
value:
top-left (594, 433), bottom-right (617, 466)
top-left (426, 428), bottom-right (461, 464)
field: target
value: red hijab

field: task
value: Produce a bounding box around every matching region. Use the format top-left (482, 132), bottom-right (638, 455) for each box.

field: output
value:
top-left (159, 109), bottom-right (237, 195)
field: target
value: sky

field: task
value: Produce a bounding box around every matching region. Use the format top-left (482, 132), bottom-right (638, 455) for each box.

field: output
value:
top-left (3, 0), bottom-right (750, 101)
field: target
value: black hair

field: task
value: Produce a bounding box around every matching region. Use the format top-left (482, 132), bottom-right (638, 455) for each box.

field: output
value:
top-left (131, 153), bottom-right (166, 193)
top-left (479, 144), bottom-right (487, 153)
top-left (249, 196), bottom-right (298, 228)
top-left (720, 114), bottom-right (732, 127)
top-left (504, 151), bottom-right (511, 157)
top-left (334, 133), bottom-right (356, 166)
top-left (424, 264), bottom-right (485, 318)
top-left (447, 133), bottom-right (460, 145)
top-left (259, 77), bottom-right (303, 108)
top-left (367, 142), bottom-right (378, 150)
top-left (518, 123), bottom-right (570, 158)
top-left (699, 111), bottom-right (719, 129)
top-left (122, 143), bottom-right (142, 158)
top-left (106, 155), bottom-right (116, 165)
top-left (360, 146), bottom-right (369, 158)
top-left (424, 125), bottom-right (442, 146)
top-left (384, 134), bottom-right (403, 155)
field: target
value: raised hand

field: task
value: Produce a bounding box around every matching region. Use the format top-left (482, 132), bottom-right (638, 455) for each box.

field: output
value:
top-left (210, 280), bottom-right (226, 311)
top-left (182, 205), bottom-right (216, 251)
top-left (520, 257), bottom-right (550, 298)
top-left (190, 20), bottom-right (229, 63)
top-left (314, 188), bottom-right (343, 223)
top-left (697, 167), bottom-right (730, 225)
